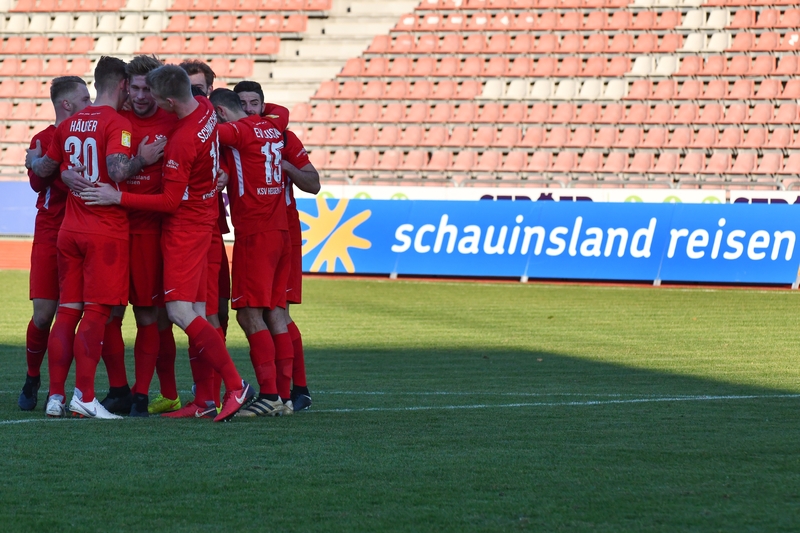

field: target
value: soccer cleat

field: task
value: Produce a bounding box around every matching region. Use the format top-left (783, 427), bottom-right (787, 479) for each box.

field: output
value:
top-left (161, 400), bottom-right (217, 419)
top-left (147, 394), bottom-right (182, 414)
top-left (290, 388), bottom-right (312, 412)
top-left (69, 389), bottom-right (123, 420)
top-left (45, 394), bottom-right (66, 418)
top-left (129, 393), bottom-right (149, 417)
top-left (236, 396), bottom-right (285, 418)
top-left (282, 399), bottom-right (294, 416)
top-left (100, 390), bottom-right (133, 415)
top-left (18, 374), bottom-right (41, 411)
top-left (214, 380), bottom-right (255, 422)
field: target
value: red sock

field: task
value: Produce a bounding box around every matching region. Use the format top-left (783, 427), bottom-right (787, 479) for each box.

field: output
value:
top-left (185, 317), bottom-right (241, 391)
top-left (211, 327), bottom-right (224, 407)
top-left (273, 332), bottom-right (294, 400)
top-left (26, 319), bottom-right (50, 377)
top-left (132, 323), bottom-right (159, 396)
top-left (102, 316), bottom-right (127, 388)
top-left (74, 304), bottom-right (111, 402)
top-left (47, 307), bottom-right (82, 398)
top-left (188, 343), bottom-right (214, 405)
top-left (156, 325), bottom-right (178, 400)
top-left (247, 329), bottom-right (276, 395)
top-left (287, 321), bottom-right (306, 388)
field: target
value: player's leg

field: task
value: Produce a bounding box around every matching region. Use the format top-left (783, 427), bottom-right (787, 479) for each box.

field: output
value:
top-left (99, 305), bottom-right (132, 414)
top-left (286, 239), bottom-right (311, 410)
top-left (130, 305), bottom-right (159, 416)
top-left (151, 307), bottom-right (181, 414)
top-left (265, 306), bottom-right (293, 414)
top-left (20, 238), bottom-right (60, 410)
top-left (236, 306), bottom-right (283, 417)
top-left (161, 228), bottom-right (252, 422)
top-left (205, 230), bottom-right (224, 408)
top-left (67, 233), bottom-right (128, 420)
top-left (218, 240), bottom-right (230, 337)
top-left (45, 230), bottom-right (84, 417)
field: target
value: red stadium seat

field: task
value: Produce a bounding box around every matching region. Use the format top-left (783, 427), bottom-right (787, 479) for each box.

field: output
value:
top-left (518, 126), bottom-right (544, 148)
top-left (392, 33), bottom-right (416, 53)
top-left (458, 56), bottom-right (483, 77)
top-left (396, 126), bottom-right (423, 147)
top-left (508, 34), bottom-right (533, 54)
top-left (666, 128), bottom-right (691, 149)
top-left (378, 103), bottom-right (404, 123)
top-left (398, 150), bottom-right (428, 173)
top-left (328, 126), bottom-right (352, 146)
top-left (753, 153), bottom-right (781, 174)
top-left (675, 152), bottom-right (704, 174)
top-left (493, 126), bottom-right (520, 148)
top-left (350, 126), bottom-right (376, 146)
top-left (420, 126), bottom-right (447, 147)
top-left (767, 127), bottom-right (792, 148)
top-left (615, 127), bottom-right (642, 149)
top-left (754, 32), bottom-right (779, 52)
top-left (566, 127), bottom-right (593, 148)
top-left (342, 58), bottom-right (365, 77)
top-left (476, 103), bottom-right (501, 123)
top-left (598, 104), bottom-right (623, 124)
top-left (726, 56), bottom-right (752, 76)
top-left (621, 103), bottom-right (648, 124)
top-left (701, 152), bottom-right (731, 174)
top-left (720, 103), bottom-right (748, 124)
top-left (609, 33), bottom-right (633, 53)
top-left (779, 154), bottom-right (800, 175)
top-left (697, 103), bottom-right (723, 124)
top-left (635, 152), bottom-right (662, 174)
top-left (499, 151), bottom-right (526, 173)
top-left (599, 152), bottom-right (627, 174)
top-left (550, 152), bottom-right (576, 173)
top-left (729, 152), bottom-right (756, 174)
top-left (306, 125), bottom-right (328, 145)
top-left (754, 79), bottom-right (781, 100)
top-left (444, 125), bottom-right (471, 147)
top-left (647, 104), bottom-right (674, 124)
top-left (361, 80), bottom-right (384, 99)
top-left (658, 34), bottom-right (682, 53)
top-left (388, 57), bottom-right (412, 77)
top-left (574, 103), bottom-right (600, 124)
top-left (641, 127), bottom-right (667, 148)
top-left (451, 102), bottom-right (476, 123)
top-left (591, 126), bottom-right (617, 148)
top-left (373, 126), bottom-right (399, 147)
top-left (522, 103), bottom-right (547, 123)
top-left (606, 11), bottom-right (631, 30)
top-left (691, 128), bottom-right (718, 149)
top-left (542, 127), bottom-right (569, 148)
top-left (428, 103), bottom-right (452, 123)
top-left (327, 150), bottom-right (355, 171)
top-left (525, 151), bottom-right (551, 173)
top-left (307, 149), bottom-right (328, 169)
top-left (717, 128), bottom-right (743, 149)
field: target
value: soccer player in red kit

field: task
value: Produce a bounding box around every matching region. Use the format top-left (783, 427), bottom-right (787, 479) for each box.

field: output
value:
top-left (81, 65), bottom-right (254, 422)
top-left (210, 88), bottom-right (294, 416)
top-left (117, 55), bottom-right (180, 416)
top-left (27, 56), bottom-right (166, 419)
top-left (18, 76), bottom-right (92, 411)
top-left (234, 80), bottom-right (320, 411)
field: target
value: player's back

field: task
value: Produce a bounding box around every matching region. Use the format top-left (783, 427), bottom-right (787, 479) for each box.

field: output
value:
top-left (161, 96), bottom-right (219, 231)
top-left (46, 105), bottom-right (132, 238)
top-left (220, 113), bottom-right (288, 236)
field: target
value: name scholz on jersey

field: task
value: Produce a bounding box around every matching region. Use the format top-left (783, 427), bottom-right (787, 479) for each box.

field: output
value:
top-left (70, 120), bottom-right (98, 133)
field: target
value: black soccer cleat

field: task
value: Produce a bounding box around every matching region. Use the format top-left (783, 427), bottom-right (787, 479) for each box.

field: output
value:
top-left (129, 393), bottom-right (149, 417)
top-left (18, 374), bottom-right (40, 411)
top-left (290, 387), bottom-right (312, 411)
top-left (100, 386), bottom-right (133, 415)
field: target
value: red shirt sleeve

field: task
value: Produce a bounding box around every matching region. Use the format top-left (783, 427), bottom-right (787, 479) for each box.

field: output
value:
top-left (283, 130), bottom-right (311, 168)
top-left (105, 113), bottom-right (132, 158)
top-left (44, 126), bottom-right (63, 165)
top-left (217, 122), bottom-right (244, 149)
top-left (119, 178), bottom-right (184, 213)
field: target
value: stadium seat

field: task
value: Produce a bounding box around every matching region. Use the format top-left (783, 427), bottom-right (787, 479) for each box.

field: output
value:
top-left (754, 153), bottom-right (782, 175)
top-left (444, 126), bottom-right (471, 147)
top-left (691, 128), bottom-right (718, 148)
top-left (420, 126), bottom-right (447, 147)
top-left (542, 127), bottom-right (569, 148)
top-left (493, 126), bottom-right (520, 148)
top-left (599, 152), bottom-right (627, 174)
top-left (717, 128), bottom-right (743, 149)
top-left (675, 152), bottom-right (704, 174)
top-left (476, 103), bottom-right (501, 123)
top-left (566, 127), bottom-right (593, 148)
top-left (598, 104), bottom-right (624, 124)
top-left (621, 103), bottom-right (648, 123)
top-left (350, 126), bottom-right (376, 146)
top-left (402, 103), bottom-right (429, 124)
top-left (525, 151), bottom-right (551, 174)
top-left (498, 151), bottom-right (526, 174)
top-left (451, 102), bottom-right (476, 123)
top-left (396, 126), bottom-right (423, 147)
top-left (550, 152), bottom-right (576, 173)
top-left (306, 125), bottom-right (328, 145)
top-left (615, 127), bottom-right (642, 148)
top-left (398, 150), bottom-right (428, 173)
top-left (729, 152), bottom-right (756, 175)
top-left (648, 104), bottom-right (674, 124)
top-left (307, 149), bottom-right (328, 170)
top-left (701, 152), bottom-right (731, 174)
top-left (627, 152), bottom-right (655, 174)
top-left (374, 126), bottom-right (400, 147)
top-left (667, 128), bottom-right (692, 149)
top-left (375, 150), bottom-right (402, 175)
top-left (424, 150), bottom-right (452, 175)
top-left (378, 103), bottom-right (404, 123)
top-left (754, 79), bottom-right (781, 100)
top-left (328, 126), bottom-right (351, 146)
top-left (326, 149), bottom-right (355, 171)
top-left (766, 127), bottom-right (792, 149)
top-left (518, 126), bottom-right (544, 148)
top-left (779, 154), bottom-right (800, 175)
top-left (0, 146), bottom-right (26, 168)
top-left (641, 127), bottom-right (667, 148)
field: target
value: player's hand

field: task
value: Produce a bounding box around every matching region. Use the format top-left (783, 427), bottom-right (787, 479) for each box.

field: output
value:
top-left (121, 97), bottom-right (132, 112)
top-left (25, 140), bottom-right (42, 170)
top-left (80, 182), bottom-right (122, 206)
top-left (216, 168), bottom-right (229, 191)
top-left (62, 166), bottom-right (94, 193)
top-left (138, 135), bottom-right (167, 166)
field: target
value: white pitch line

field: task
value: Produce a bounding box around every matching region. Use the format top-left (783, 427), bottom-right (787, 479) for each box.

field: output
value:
top-left (312, 393), bottom-right (800, 413)
top-left (2, 393), bottom-right (798, 424)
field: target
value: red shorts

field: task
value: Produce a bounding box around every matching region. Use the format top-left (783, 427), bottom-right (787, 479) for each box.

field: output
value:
top-left (129, 233), bottom-right (164, 307)
top-left (205, 230), bottom-right (222, 316)
top-left (219, 241), bottom-right (230, 300)
top-left (29, 240), bottom-right (60, 301)
top-left (162, 228), bottom-right (210, 304)
top-left (286, 242), bottom-right (303, 305)
top-left (231, 230), bottom-right (290, 310)
top-left (57, 229), bottom-right (128, 305)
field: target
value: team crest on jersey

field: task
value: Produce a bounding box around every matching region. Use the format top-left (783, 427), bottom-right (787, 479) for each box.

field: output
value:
top-left (121, 131), bottom-right (132, 147)
top-left (166, 159), bottom-right (179, 170)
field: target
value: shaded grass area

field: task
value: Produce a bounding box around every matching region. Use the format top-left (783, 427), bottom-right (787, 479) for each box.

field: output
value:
top-left (1, 271), bottom-right (799, 531)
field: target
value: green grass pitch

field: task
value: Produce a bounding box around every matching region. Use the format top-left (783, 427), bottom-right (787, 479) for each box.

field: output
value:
top-left (1, 269), bottom-right (800, 531)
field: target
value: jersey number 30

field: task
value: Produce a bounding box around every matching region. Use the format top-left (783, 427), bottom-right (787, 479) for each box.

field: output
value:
top-left (65, 135), bottom-right (99, 183)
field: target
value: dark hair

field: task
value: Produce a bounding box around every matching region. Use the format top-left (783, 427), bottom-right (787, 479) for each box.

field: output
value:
top-left (233, 80), bottom-right (264, 104)
top-left (179, 59), bottom-right (215, 87)
top-left (94, 56), bottom-right (128, 94)
top-left (50, 76), bottom-right (86, 104)
top-left (209, 88), bottom-right (244, 112)
top-left (146, 65), bottom-right (192, 101)
top-left (126, 55), bottom-right (163, 79)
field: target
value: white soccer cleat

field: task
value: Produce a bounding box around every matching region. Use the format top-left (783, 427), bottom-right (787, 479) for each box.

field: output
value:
top-left (69, 388), bottom-right (123, 420)
top-left (45, 394), bottom-right (66, 418)
top-left (282, 399), bottom-right (294, 416)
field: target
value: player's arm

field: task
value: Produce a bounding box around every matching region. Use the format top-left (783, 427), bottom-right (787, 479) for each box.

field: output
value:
top-left (26, 140), bottom-right (60, 179)
top-left (281, 160), bottom-right (319, 194)
top-left (81, 178), bottom-right (185, 212)
top-left (106, 135), bottom-right (167, 183)
top-left (217, 123), bottom-right (245, 149)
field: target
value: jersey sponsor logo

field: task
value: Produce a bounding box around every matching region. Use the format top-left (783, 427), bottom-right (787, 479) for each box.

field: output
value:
top-left (121, 130), bottom-right (132, 147)
top-left (69, 119), bottom-right (98, 133)
top-left (299, 197), bottom-right (372, 274)
top-left (256, 187), bottom-right (282, 196)
top-left (166, 159), bottom-right (179, 170)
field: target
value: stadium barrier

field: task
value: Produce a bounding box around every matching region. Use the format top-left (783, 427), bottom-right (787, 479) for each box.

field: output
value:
top-left (296, 196), bottom-right (800, 286)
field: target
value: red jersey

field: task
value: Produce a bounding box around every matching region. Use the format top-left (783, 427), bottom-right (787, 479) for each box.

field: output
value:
top-left (161, 97), bottom-right (220, 231)
top-left (119, 107), bottom-right (179, 234)
top-left (45, 105), bottom-right (131, 239)
top-left (29, 125), bottom-right (69, 242)
top-left (282, 129), bottom-right (311, 246)
top-left (218, 113), bottom-right (290, 237)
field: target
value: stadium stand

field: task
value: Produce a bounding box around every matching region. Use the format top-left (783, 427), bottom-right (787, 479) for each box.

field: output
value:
top-left (285, 0), bottom-right (800, 190)
top-left (0, 0), bottom-right (414, 177)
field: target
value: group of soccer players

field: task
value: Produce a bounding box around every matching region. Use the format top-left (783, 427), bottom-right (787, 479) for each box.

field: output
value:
top-left (20, 55), bottom-right (319, 421)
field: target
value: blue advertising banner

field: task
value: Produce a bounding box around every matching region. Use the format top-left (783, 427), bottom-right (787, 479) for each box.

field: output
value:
top-left (0, 182), bottom-right (38, 235)
top-left (297, 198), bottom-right (800, 285)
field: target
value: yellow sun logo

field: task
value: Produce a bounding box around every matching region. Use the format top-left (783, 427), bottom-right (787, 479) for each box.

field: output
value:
top-left (299, 196), bottom-right (372, 273)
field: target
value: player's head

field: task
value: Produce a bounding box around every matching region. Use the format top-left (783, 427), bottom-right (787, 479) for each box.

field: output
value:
top-left (94, 56), bottom-right (129, 108)
top-left (50, 76), bottom-right (91, 117)
top-left (179, 60), bottom-right (215, 96)
top-left (209, 88), bottom-right (247, 123)
top-left (146, 65), bottom-right (193, 112)
top-left (233, 80), bottom-right (264, 116)
top-left (125, 55), bottom-right (163, 118)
